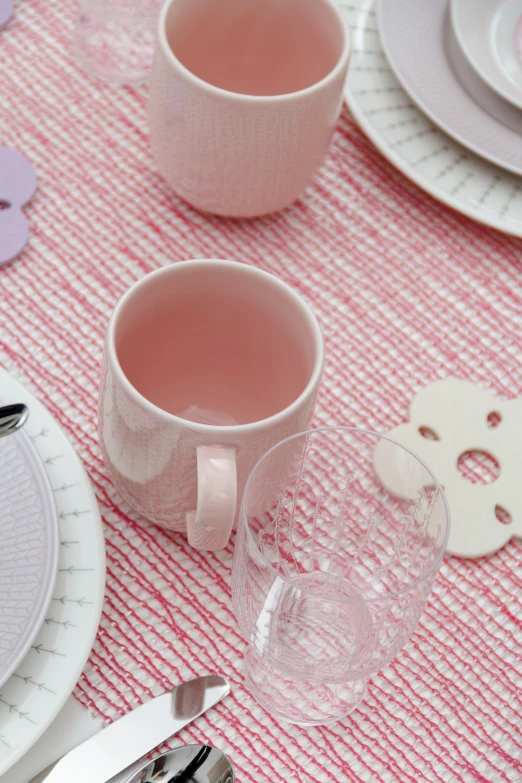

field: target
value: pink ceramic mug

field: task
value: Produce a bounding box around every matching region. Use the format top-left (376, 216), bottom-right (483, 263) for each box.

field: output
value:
top-left (148, 0), bottom-right (351, 218)
top-left (99, 259), bottom-right (323, 550)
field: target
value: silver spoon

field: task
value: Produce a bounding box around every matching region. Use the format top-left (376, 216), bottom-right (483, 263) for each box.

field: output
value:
top-left (0, 403), bottom-right (29, 437)
top-left (127, 744), bottom-right (234, 783)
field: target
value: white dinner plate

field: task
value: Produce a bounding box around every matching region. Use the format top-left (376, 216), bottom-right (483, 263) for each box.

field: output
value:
top-left (340, 0), bottom-right (522, 238)
top-left (0, 431), bottom-right (58, 690)
top-left (452, 0), bottom-right (522, 110)
top-left (0, 370), bottom-right (105, 776)
top-left (376, 0), bottom-right (522, 176)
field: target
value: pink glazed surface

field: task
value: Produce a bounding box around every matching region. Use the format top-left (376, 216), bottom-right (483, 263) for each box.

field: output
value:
top-left (99, 260), bottom-right (323, 538)
top-left (148, 0), bottom-right (351, 218)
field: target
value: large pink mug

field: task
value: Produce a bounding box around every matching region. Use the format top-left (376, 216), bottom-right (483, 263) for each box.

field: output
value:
top-left (99, 260), bottom-right (323, 550)
top-left (148, 0), bottom-right (351, 218)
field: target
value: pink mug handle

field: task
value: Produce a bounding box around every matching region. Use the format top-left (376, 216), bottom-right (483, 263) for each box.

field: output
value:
top-left (186, 445), bottom-right (237, 551)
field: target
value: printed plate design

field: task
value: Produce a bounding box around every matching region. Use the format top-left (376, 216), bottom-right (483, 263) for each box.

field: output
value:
top-left (0, 370), bottom-right (105, 775)
top-left (341, 0), bottom-right (522, 237)
top-left (0, 431), bottom-right (59, 689)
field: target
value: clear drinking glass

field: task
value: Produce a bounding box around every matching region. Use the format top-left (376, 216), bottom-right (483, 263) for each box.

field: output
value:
top-left (73, 0), bottom-right (163, 85)
top-left (232, 427), bottom-right (450, 726)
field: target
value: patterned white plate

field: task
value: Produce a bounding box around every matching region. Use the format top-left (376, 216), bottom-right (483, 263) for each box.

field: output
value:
top-left (0, 431), bottom-right (58, 689)
top-left (340, 0), bottom-right (522, 237)
top-left (0, 370), bottom-right (105, 776)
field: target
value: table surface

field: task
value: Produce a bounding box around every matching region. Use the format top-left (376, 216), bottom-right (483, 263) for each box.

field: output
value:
top-left (1, 2), bottom-right (521, 782)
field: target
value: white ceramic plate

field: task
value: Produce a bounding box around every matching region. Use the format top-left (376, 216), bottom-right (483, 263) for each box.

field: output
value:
top-left (0, 370), bottom-right (105, 776)
top-left (451, 0), bottom-right (522, 110)
top-left (340, 0), bottom-right (522, 238)
top-left (376, 0), bottom-right (522, 176)
top-left (0, 431), bottom-right (58, 689)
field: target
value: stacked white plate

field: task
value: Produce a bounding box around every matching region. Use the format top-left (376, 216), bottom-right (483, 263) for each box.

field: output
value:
top-left (340, 0), bottom-right (522, 237)
top-left (0, 370), bottom-right (105, 776)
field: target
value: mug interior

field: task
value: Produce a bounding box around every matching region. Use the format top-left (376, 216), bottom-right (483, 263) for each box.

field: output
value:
top-left (114, 263), bottom-right (320, 427)
top-left (165, 0), bottom-right (345, 96)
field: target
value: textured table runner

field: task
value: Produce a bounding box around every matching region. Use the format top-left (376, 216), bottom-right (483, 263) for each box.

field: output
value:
top-left (1, 2), bottom-right (521, 781)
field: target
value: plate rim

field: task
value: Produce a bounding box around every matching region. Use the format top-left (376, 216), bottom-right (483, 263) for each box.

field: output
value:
top-left (450, 0), bottom-right (522, 110)
top-left (0, 429), bottom-right (59, 689)
top-left (376, 0), bottom-right (522, 176)
top-left (342, 0), bottom-right (522, 238)
top-left (0, 370), bottom-right (106, 776)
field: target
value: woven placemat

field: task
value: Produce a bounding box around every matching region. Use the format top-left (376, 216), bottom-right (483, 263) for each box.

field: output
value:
top-left (0, 3), bottom-right (521, 781)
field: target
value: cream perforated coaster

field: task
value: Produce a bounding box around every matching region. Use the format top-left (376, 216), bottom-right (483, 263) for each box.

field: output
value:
top-left (374, 378), bottom-right (522, 558)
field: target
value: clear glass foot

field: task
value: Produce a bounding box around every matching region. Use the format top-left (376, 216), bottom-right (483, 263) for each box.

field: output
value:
top-left (244, 646), bottom-right (368, 726)
top-left (73, 2), bottom-right (161, 85)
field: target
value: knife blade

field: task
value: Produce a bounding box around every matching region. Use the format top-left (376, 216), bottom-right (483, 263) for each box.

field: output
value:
top-left (35, 675), bottom-right (230, 783)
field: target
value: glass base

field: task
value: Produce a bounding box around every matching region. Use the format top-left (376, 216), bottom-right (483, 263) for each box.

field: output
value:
top-left (244, 647), bottom-right (368, 726)
top-left (73, 16), bottom-right (155, 85)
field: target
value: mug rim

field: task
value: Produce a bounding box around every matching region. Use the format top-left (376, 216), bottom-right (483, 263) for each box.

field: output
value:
top-left (106, 259), bottom-right (324, 434)
top-left (156, 0), bottom-right (351, 103)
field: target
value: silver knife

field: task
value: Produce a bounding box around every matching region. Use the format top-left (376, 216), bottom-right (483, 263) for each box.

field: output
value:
top-left (36, 675), bottom-right (230, 783)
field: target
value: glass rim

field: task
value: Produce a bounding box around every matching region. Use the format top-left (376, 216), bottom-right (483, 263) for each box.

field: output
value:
top-left (240, 425), bottom-right (451, 604)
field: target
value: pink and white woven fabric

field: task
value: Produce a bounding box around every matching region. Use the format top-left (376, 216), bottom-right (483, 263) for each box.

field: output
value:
top-left (1, 2), bottom-right (521, 781)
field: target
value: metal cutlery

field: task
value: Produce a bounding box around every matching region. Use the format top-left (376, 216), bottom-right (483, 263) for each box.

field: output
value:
top-left (126, 744), bottom-right (234, 783)
top-left (0, 403), bottom-right (29, 437)
top-left (35, 675), bottom-right (230, 783)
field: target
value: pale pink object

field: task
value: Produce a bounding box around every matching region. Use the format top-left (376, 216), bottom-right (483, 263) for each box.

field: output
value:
top-left (148, 0), bottom-right (351, 218)
top-left (99, 259), bottom-right (323, 551)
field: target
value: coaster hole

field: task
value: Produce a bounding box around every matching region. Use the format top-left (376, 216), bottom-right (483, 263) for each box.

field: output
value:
top-left (487, 411), bottom-right (502, 428)
top-left (457, 450), bottom-right (500, 485)
top-left (495, 505), bottom-right (512, 525)
top-left (419, 426), bottom-right (439, 440)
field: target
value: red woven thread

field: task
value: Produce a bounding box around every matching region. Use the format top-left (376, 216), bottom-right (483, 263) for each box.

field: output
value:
top-left (1, 1), bottom-right (521, 780)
